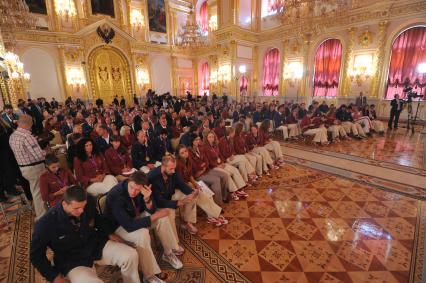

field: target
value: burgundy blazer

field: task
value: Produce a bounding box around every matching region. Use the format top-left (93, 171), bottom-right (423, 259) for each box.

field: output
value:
top-left (120, 134), bottom-right (135, 149)
top-left (104, 147), bottom-right (132, 176)
top-left (188, 148), bottom-right (209, 176)
top-left (258, 129), bottom-right (270, 146)
top-left (214, 126), bottom-right (226, 139)
top-left (39, 168), bottom-right (77, 207)
top-left (218, 137), bottom-right (234, 160)
top-left (176, 159), bottom-right (193, 183)
top-left (245, 133), bottom-right (260, 150)
top-left (202, 143), bottom-right (223, 169)
top-left (73, 154), bottom-right (110, 188)
top-left (233, 134), bottom-right (248, 154)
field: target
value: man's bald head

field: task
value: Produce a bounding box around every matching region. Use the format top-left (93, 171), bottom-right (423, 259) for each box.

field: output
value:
top-left (18, 114), bottom-right (33, 129)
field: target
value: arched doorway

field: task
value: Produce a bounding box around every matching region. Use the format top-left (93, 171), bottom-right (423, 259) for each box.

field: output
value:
top-left (88, 46), bottom-right (132, 104)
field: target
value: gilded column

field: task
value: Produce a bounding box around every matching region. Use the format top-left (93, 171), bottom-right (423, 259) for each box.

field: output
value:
top-left (252, 46), bottom-right (259, 97)
top-left (57, 46), bottom-right (71, 99)
top-left (341, 27), bottom-right (357, 97)
top-left (252, 0), bottom-right (261, 32)
top-left (171, 56), bottom-right (178, 96)
top-left (278, 40), bottom-right (288, 97)
top-left (370, 21), bottom-right (389, 99)
top-left (230, 40), bottom-right (238, 99)
top-left (300, 34), bottom-right (312, 99)
top-left (192, 58), bottom-right (199, 96)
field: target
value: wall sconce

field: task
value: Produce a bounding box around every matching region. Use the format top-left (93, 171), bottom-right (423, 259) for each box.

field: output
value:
top-left (209, 70), bottom-right (218, 85)
top-left (349, 54), bottom-right (374, 86)
top-left (136, 68), bottom-right (150, 90)
top-left (130, 9), bottom-right (145, 32)
top-left (66, 67), bottom-right (86, 92)
top-left (55, 0), bottom-right (77, 22)
top-left (283, 61), bottom-right (303, 87)
top-left (218, 65), bottom-right (231, 84)
top-left (238, 65), bottom-right (247, 74)
top-left (208, 15), bottom-right (217, 32)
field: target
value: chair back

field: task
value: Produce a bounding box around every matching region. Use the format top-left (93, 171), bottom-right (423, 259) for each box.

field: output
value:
top-left (97, 193), bottom-right (108, 214)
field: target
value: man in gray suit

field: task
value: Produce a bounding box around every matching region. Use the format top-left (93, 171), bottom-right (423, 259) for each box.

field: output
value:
top-left (355, 92), bottom-right (367, 109)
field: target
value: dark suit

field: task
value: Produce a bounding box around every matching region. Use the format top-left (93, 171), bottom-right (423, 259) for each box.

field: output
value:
top-left (151, 137), bottom-right (172, 161)
top-left (388, 99), bottom-right (404, 128)
top-left (60, 124), bottom-right (73, 139)
top-left (131, 141), bottom-right (154, 169)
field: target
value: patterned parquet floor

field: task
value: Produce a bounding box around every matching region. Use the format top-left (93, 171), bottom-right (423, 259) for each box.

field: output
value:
top-left (289, 127), bottom-right (425, 170)
top-left (1, 163), bottom-right (425, 283)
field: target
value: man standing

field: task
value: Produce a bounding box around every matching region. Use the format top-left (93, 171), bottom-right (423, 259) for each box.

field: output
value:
top-left (105, 172), bottom-right (183, 283)
top-left (388, 93), bottom-right (404, 129)
top-left (1, 104), bottom-right (19, 129)
top-left (31, 186), bottom-right (141, 283)
top-left (9, 115), bottom-right (46, 219)
top-left (355, 92), bottom-right (367, 109)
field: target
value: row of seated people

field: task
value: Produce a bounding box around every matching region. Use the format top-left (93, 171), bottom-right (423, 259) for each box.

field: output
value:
top-left (34, 121), bottom-right (284, 283)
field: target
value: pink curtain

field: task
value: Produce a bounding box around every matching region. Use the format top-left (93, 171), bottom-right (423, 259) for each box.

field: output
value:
top-left (267, 0), bottom-right (284, 13)
top-left (385, 26), bottom-right (426, 100)
top-left (200, 1), bottom-right (208, 33)
top-left (201, 62), bottom-right (209, 93)
top-left (262, 48), bottom-right (280, 96)
top-left (240, 76), bottom-right (248, 92)
top-left (313, 39), bottom-right (343, 97)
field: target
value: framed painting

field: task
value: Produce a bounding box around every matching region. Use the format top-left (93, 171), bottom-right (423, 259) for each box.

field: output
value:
top-left (147, 0), bottom-right (167, 33)
top-left (25, 0), bottom-right (47, 15)
top-left (91, 0), bottom-right (115, 17)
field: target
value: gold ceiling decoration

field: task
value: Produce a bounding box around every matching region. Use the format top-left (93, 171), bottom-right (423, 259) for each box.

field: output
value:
top-left (276, 0), bottom-right (350, 36)
top-left (0, 0), bottom-right (36, 32)
top-left (177, 8), bottom-right (206, 48)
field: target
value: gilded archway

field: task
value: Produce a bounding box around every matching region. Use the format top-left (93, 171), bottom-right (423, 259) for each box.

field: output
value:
top-left (88, 46), bottom-right (132, 104)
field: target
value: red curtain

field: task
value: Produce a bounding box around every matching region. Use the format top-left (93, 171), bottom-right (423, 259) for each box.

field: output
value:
top-left (240, 75), bottom-right (248, 92)
top-left (201, 62), bottom-right (209, 94)
top-left (267, 0), bottom-right (284, 13)
top-left (313, 39), bottom-right (343, 97)
top-left (262, 48), bottom-right (280, 96)
top-left (385, 26), bottom-right (426, 100)
top-left (200, 1), bottom-right (208, 33)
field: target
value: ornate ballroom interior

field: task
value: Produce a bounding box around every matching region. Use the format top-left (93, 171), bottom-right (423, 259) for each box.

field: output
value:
top-left (0, 0), bottom-right (425, 283)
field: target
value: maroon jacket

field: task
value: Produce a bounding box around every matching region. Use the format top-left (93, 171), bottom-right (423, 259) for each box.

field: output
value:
top-left (233, 134), bottom-right (248, 154)
top-left (176, 158), bottom-right (193, 183)
top-left (120, 134), bottom-right (135, 149)
top-left (258, 129), bottom-right (270, 146)
top-left (218, 136), bottom-right (234, 160)
top-left (104, 147), bottom-right (132, 176)
top-left (39, 168), bottom-right (77, 207)
top-left (246, 133), bottom-right (261, 150)
top-left (73, 154), bottom-right (111, 188)
top-left (202, 143), bottom-right (223, 169)
top-left (214, 126), bottom-right (226, 139)
top-left (189, 147), bottom-right (209, 177)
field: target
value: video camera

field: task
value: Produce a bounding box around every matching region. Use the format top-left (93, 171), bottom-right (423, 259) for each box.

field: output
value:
top-left (403, 86), bottom-right (422, 102)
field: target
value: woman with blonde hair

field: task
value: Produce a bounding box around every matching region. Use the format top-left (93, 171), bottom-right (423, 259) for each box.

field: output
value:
top-left (202, 130), bottom-right (248, 201)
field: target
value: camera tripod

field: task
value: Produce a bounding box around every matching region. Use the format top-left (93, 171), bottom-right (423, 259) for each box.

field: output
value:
top-left (406, 97), bottom-right (424, 134)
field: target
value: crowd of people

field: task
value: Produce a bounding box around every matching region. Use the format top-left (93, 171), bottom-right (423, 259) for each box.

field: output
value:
top-left (0, 90), bottom-right (387, 283)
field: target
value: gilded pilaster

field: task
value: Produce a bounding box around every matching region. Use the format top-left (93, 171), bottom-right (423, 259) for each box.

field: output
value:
top-left (278, 40), bottom-right (288, 97)
top-left (300, 34), bottom-right (312, 98)
top-left (192, 58), bottom-right (199, 96)
top-left (230, 40), bottom-right (237, 99)
top-left (341, 27), bottom-right (357, 97)
top-left (370, 21), bottom-right (389, 98)
top-left (57, 46), bottom-right (70, 99)
top-left (252, 46), bottom-right (259, 96)
top-left (253, 0), bottom-right (261, 32)
top-left (0, 77), bottom-right (11, 106)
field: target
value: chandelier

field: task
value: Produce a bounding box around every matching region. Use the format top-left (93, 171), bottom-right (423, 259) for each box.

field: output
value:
top-left (177, 9), bottom-right (206, 48)
top-left (0, 0), bottom-right (37, 32)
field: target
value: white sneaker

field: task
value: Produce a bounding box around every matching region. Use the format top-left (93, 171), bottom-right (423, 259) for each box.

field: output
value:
top-left (162, 253), bottom-right (183, 269)
top-left (143, 275), bottom-right (165, 283)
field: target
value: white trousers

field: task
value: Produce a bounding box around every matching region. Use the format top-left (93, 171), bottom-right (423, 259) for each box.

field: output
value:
top-left (264, 141), bottom-right (283, 160)
top-left (355, 117), bottom-right (371, 134)
top-left (342, 121), bottom-right (366, 137)
top-left (20, 163), bottom-right (46, 220)
top-left (251, 147), bottom-right (274, 172)
top-left (66, 240), bottom-right (140, 283)
top-left (221, 164), bottom-right (246, 189)
top-left (226, 155), bottom-right (256, 182)
top-left (245, 152), bottom-right (263, 175)
top-left (87, 175), bottom-right (118, 196)
top-left (115, 215), bottom-right (178, 278)
top-left (276, 125), bottom-right (289, 140)
top-left (328, 125), bottom-right (347, 139)
top-left (304, 127), bottom-right (328, 143)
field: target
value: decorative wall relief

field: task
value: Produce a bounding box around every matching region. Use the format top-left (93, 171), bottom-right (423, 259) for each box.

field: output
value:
top-left (97, 24), bottom-right (115, 44)
top-left (359, 29), bottom-right (373, 47)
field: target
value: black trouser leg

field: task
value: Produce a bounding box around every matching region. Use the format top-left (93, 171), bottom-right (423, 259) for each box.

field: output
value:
top-left (388, 110), bottom-right (396, 128)
top-left (394, 110), bottom-right (401, 128)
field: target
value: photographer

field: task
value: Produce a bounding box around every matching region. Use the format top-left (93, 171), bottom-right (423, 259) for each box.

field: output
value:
top-left (388, 94), bottom-right (404, 129)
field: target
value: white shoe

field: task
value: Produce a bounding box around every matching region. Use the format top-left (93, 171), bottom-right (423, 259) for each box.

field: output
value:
top-left (143, 275), bottom-right (165, 283)
top-left (162, 253), bottom-right (183, 269)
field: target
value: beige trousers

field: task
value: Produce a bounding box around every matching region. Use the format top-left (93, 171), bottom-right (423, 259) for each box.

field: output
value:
top-left (342, 121), bottom-right (366, 137)
top-left (20, 163), bottom-right (46, 220)
top-left (87, 175), bottom-right (118, 196)
top-left (276, 125), bottom-right (289, 140)
top-left (328, 125), bottom-right (347, 139)
top-left (115, 215), bottom-right (178, 278)
top-left (251, 147), bottom-right (274, 172)
top-left (371, 120), bottom-right (384, 132)
top-left (264, 141), bottom-right (283, 160)
top-left (226, 155), bottom-right (255, 182)
top-left (289, 123), bottom-right (301, 137)
top-left (221, 164), bottom-right (246, 190)
top-left (245, 152), bottom-right (263, 175)
top-left (304, 127), bottom-right (328, 143)
top-left (355, 117), bottom-right (371, 134)
top-left (66, 240), bottom-right (140, 283)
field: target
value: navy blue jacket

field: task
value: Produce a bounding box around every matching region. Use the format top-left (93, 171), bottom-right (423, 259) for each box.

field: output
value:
top-left (273, 111), bottom-right (285, 128)
top-left (94, 135), bottom-right (111, 153)
top-left (30, 196), bottom-right (111, 281)
top-left (105, 180), bottom-right (156, 233)
top-left (131, 141), bottom-right (154, 169)
top-left (151, 137), bottom-right (172, 161)
top-left (147, 167), bottom-right (193, 209)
